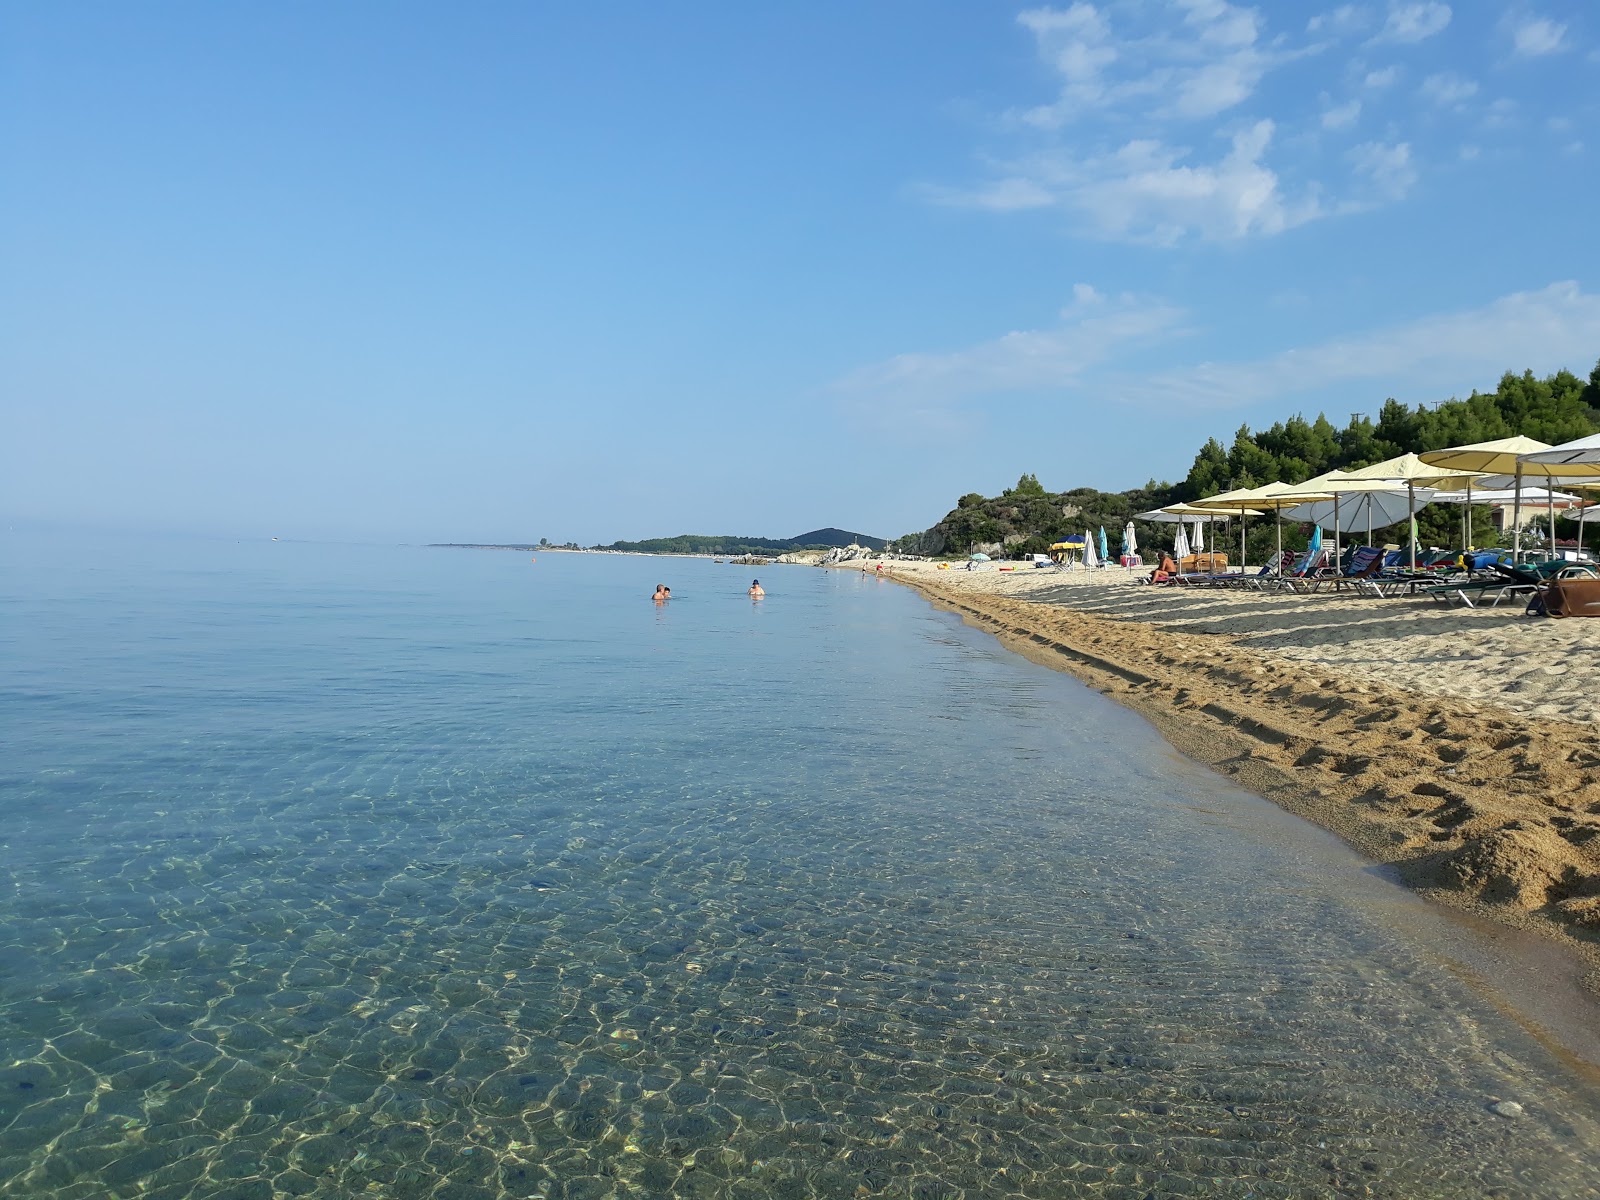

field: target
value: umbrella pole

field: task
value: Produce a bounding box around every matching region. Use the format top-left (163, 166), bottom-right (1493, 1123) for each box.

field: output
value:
top-left (1275, 513), bottom-right (1282, 574)
top-left (1548, 487), bottom-right (1556, 560)
top-left (1512, 468), bottom-right (1525, 561)
top-left (1333, 495), bottom-right (1341, 575)
top-left (1408, 483), bottom-right (1416, 573)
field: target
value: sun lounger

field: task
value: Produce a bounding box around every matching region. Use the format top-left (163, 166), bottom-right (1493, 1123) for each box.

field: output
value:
top-left (1272, 548), bottom-right (1334, 592)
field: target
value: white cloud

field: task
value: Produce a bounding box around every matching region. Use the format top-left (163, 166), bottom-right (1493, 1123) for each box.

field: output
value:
top-left (1459, 143), bottom-right (1481, 160)
top-left (1118, 282), bottom-right (1600, 411)
top-left (1370, 1), bottom-right (1451, 44)
top-left (1015, 0), bottom-right (1299, 127)
top-left (1418, 72), bottom-right (1478, 107)
top-left (933, 120), bottom-right (1324, 244)
top-left (1505, 14), bottom-right (1567, 56)
top-left (834, 290), bottom-right (1186, 420)
top-left (936, 3), bottom-right (1438, 245)
top-left (1348, 140), bottom-right (1417, 199)
top-left (1322, 98), bottom-right (1363, 128)
top-left (1308, 5), bottom-right (1371, 36)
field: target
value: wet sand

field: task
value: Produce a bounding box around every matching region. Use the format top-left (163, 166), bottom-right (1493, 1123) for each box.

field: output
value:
top-left (849, 560), bottom-right (1600, 989)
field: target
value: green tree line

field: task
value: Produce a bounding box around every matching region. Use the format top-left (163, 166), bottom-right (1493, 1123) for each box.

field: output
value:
top-left (899, 362), bottom-right (1600, 560)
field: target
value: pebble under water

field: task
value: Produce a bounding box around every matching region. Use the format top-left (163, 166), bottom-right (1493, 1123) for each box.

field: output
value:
top-left (2, 536), bottom-right (1598, 1199)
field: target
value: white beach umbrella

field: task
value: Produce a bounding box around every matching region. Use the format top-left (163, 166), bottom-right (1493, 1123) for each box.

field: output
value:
top-left (1434, 482), bottom-right (1587, 560)
top-left (1082, 528), bottom-right (1098, 570)
top-left (1173, 522), bottom-right (1191, 560)
top-left (1562, 503), bottom-right (1600, 556)
top-left (1280, 489), bottom-right (1434, 540)
top-left (1123, 521), bottom-right (1137, 561)
top-left (1518, 432), bottom-right (1600, 470)
top-left (1341, 453), bottom-right (1485, 561)
top-left (1273, 471), bottom-right (1405, 571)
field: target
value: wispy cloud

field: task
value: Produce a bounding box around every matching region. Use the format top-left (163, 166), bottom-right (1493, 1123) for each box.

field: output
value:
top-left (1308, 5), bottom-right (1372, 36)
top-left (1015, 0), bottom-right (1295, 127)
top-left (835, 284), bottom-right (1600, 438)
top-left (1370, 1), bottom-right (1452, 44)
top-left (834, 287), bottom-right (1187, 430)
top-left (1117, 282), bottom-right (1600, 410)
top-left (1502, 13), bottom-right (1567, 56)
top-left (929, 119), bottom-right (1325, 244)
top-left (1418, 71), bottom-right (1478, 107)
top-left (1321, 98), bottom-right (1363, 128)
top-left (1347, 140), bottom-right (1416, 199)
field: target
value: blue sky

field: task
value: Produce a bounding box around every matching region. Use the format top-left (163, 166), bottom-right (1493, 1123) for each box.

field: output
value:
top-left (4, 1), bottom-right (1598, 544)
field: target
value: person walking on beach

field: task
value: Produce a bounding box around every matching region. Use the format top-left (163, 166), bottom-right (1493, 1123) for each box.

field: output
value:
top-left (653, 584), bottom-right (670, 603)
top-left (748, 579), bottom-right (764, 598)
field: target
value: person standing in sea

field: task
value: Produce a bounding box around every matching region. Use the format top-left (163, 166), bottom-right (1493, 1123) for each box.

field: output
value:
top-left (748, 579), bottom-right (764, 598)
top-left (653, 584), bottom-right (670, 603)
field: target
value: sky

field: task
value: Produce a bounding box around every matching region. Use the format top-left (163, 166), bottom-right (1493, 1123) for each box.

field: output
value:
top-left (4, 1), bottom-right (1599, 544)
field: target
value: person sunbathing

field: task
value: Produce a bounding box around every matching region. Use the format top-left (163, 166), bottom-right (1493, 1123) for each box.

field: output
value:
top-left (1148, 552), bottom-right (1179, 583)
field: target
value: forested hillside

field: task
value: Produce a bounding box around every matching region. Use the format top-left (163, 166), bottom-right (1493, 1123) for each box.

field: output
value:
top-left (899, 364), bottom-right (1600, 560)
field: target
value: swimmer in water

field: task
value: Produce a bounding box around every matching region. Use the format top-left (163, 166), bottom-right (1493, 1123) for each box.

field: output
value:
top-left (748, 579), bottom-right (764, 598)
top-left (652, 584), bottom-right (669, 602)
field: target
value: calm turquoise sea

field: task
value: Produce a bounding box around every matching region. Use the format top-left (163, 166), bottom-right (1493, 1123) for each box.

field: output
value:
top-left (2, 535), bottom-right (1598, 1199)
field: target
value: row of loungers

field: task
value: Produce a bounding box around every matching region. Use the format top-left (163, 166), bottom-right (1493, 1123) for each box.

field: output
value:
top-left (1164, 548), bottom-right (1597, 607)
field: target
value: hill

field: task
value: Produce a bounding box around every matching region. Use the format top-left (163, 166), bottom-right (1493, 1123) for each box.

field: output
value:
top-left (601, 528), bottom-right (886, 555)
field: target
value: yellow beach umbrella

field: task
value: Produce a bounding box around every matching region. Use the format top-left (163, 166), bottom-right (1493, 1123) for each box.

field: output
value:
top-left (1193, 481), bottom-right (1336, 571)
top-left (1421, 435), bottom-right (1600, 558)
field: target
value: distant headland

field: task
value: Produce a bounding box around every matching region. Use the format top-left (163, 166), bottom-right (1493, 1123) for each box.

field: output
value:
top-left (429, 527), bottom-right (887, 556)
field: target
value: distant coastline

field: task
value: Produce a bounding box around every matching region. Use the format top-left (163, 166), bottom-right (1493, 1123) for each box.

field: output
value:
top-left (428, 526), bottom-right (887, 557)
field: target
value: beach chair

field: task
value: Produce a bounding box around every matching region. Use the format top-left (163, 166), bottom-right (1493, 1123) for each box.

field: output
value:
top-left (1272, 547), bottom-right (1334, 592)
top-left (1211, 550), bottom-right (1294, 589)
top-left (1294, 546), bottom-right (1381, 594)
top-left (1424, 561), bottom-right (1555, 609)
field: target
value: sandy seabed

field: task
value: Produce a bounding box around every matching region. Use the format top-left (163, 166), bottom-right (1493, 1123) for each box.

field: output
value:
top-left (846, 559), bottom-right (1600, 987)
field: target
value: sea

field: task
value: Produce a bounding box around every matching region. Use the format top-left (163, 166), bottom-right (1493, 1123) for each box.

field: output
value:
top-left (2, 534), bottom-right (1599, 1200)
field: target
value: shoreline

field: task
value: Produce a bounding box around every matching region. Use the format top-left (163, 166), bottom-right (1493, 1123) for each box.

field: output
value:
top-left (853, 561), bottom-right (1600, 994)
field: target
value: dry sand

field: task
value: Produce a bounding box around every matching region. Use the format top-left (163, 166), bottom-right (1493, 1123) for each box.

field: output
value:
top-left (846, 559), bottom-right (1600, 984)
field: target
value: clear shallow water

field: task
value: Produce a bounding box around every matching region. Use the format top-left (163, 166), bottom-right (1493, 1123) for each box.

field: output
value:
top-left (2, 535), bottom-right (1598, 1200)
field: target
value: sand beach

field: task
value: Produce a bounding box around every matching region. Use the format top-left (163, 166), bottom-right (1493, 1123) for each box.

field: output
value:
top-left (850, 559), bottom-right (1600, 983)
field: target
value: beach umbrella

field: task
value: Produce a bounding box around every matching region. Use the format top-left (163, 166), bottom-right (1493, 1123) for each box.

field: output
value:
top-left (1122, 521), bottom-right (1137, 561)
top-left (1194, 481), bottom-right (1336, 571)
top-left (1419, 437), bottom-right (1556, 560)
top-left (1173, 522), bottom-right (1191, 560)
top-left (1562, 503), bottom-right (1600, 556)
top-left (1280, 489), bottom-right (1433, 560)
top-left (1280, 473), bottom-right (1438, 571)
top-left (1435, 481), bottom-right (1588, 561)
top-left (1514, 437), bottom-right (1600, 560)
top-left (1341, 453), bottom-right (1486, 563)
top-left (1136, 503), bottom-right (1252, 561)
top-left (1307, 525), bottom-right (1322, 556)
top-left (1098, 527), bottom-right (1109, 565)
top-left (968, 552), bottom-right (990, 561)
top-left (1518, 432), bottom-right (1600, 471)
top-left (1082, 529), bottom-right (1099, 570)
